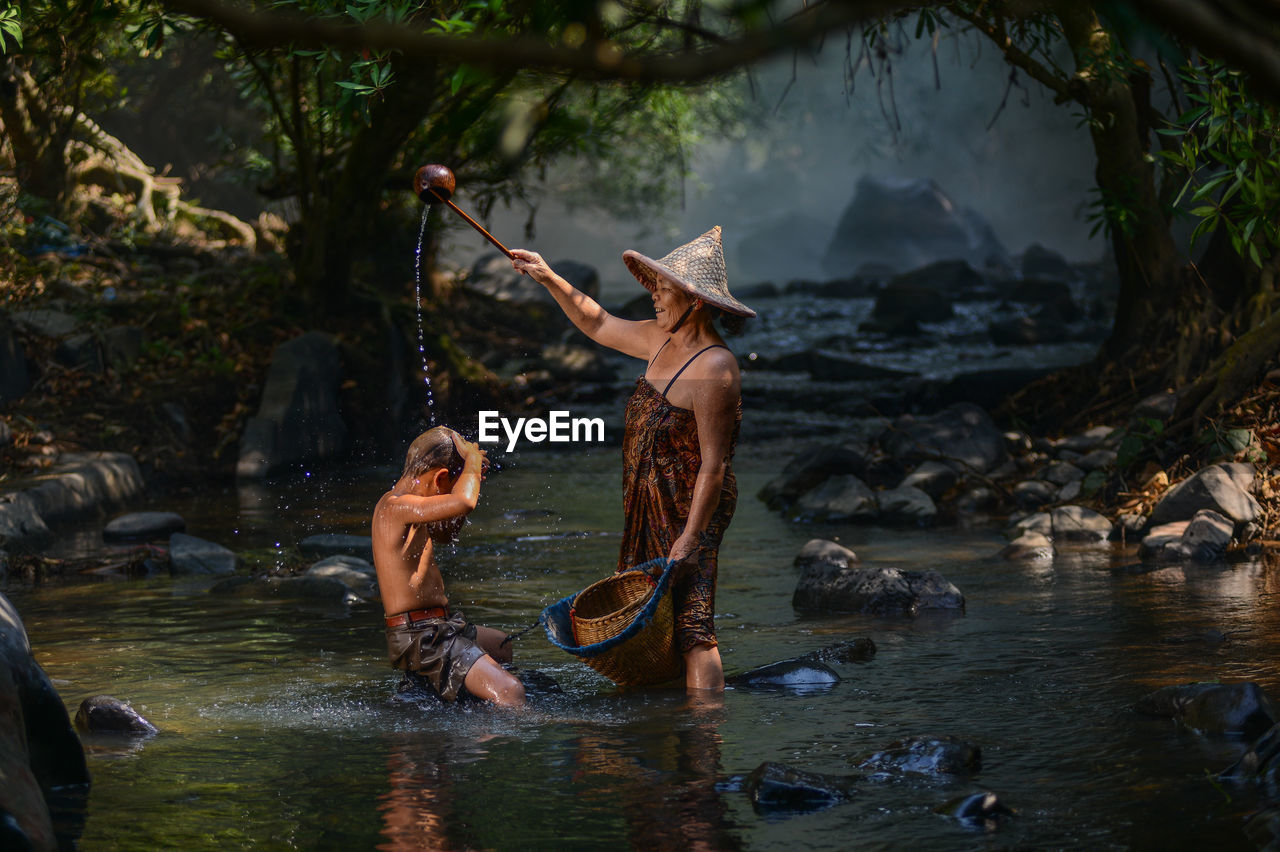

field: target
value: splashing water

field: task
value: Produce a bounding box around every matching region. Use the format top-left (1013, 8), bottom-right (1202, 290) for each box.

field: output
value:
top-left (413, 206), bottom-right (437, 426)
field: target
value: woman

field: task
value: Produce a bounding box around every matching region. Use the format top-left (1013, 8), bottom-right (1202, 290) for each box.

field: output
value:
top-left (510, 226), bottom-right (755, 691)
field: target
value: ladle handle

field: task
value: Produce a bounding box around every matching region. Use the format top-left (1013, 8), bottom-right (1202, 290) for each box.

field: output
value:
top-left (433, 190), bottom-right (512, 259)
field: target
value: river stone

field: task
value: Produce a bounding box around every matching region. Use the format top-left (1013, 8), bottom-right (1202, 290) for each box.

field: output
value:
top-left (1134, 682), bottom-right (1280, 739)
top-left (1244, 804), bottom-right (1280, 852)
top-left (856, 735), bottom-right (982, 776)
top-left (0, 312), bottom-right (31, 405)
top-left (0, 592), bottom-right (89, 851)
top-left (758, 441), bottom-right (870, 510)
top-left (1013, 480), bottom-right (1056, 510)
top-left (745, 762), bottom-right (856, 812)
top-left (821, 175), bottom-right (1007, 275)
top-left (103, 511), bottom-right (186, 543)
top-left (898, 460), bottom-right (958, 500)
top-left (1041, 461), bottom-right (1084, 486)
top-left (935, 791), bottom-right (1014, 828)
top-left (1221, 722), bottom-right (1280, 785)
top-left (727, 659), bottom-right (841, 689)
top-left (788, 474), bottom-right (878, 523)
top-left (74, 695), bottom-right (158, 735)
top-left (307, 555), bottom-right (378, 599)
top-left (169, 532), bottom-right (239, 576)
top-left (794, 539), bottom-right (858, 571)
top-left (1148, 463), bottom-right (1260, 530)
top-left (796, 638), bottom-right (877, 665)
top-left (1057, 480), bottom-right (1082, 503)
top-left (876, 485), bottom-right (937, 526)
top-left (882, 403), bottom-right (1009, 475)
top-left (0, 493), bottom-right (52, 551)
top-left (1139, 510), bottom-right (1233, 563)
top-left (236, 331), bottom-right (347, 480)
top-left (1076, 448), bottom-right (1118, 472)
top-left (1021, 243), bottom-right (1072, 279)
top-left (1055, 425), bottom-right (1117, 454)
top-left (1049, 505), bottom-right (1112, 544)
top-left (793, 562), bottom-right (964, 616)
top-left (20, 451), bottom-right (144, 527)
top-left (11, 308), bottom-right (78, 338)
top-left (298, 533), bottom-right (374, 563)
top-left (999, 531), bottom-right (1053, 561)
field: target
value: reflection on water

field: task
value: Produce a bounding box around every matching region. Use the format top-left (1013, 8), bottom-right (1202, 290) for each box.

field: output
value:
top-left (7, 445), bottom-right (1279, 850)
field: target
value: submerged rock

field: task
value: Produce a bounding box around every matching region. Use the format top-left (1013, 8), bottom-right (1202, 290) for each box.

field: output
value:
top-left (796, 638), bottom-right (877, 665)
top-left (727, 659), bottom-right (841, 689)
top-left (855, 735), bottom-right (982, 776)
top-left (788, 474), bottom-right (878, 523)
top-left (1221, 722), bottom-right (1280, 786)
top-left (745, 762), bottom-right (857, 813)
top-left (1134, 682), bottom-right (1280, 739)
top-left (103, 511), bottom-right (185, 543)
top-left (74, 695), bottom-right (158, 735)
top-left (306, 555), bottom-right (378, 600)
top-left (793, 560), bottom-right (964, 616)
top-left (169, 532), bottom-right (239, 576)
top-left (935, 791), bottom-right (1014, 829)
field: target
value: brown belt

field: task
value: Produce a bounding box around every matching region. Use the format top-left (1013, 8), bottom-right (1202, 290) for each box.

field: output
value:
top-left (385, 606), bottom-right (450, 628)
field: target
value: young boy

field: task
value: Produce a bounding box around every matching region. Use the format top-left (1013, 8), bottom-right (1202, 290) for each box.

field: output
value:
top-left (372, 426), bottom-right (525, 707)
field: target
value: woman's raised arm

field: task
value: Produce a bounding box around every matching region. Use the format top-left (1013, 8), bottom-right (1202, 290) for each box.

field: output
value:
top-left (510, 249), bottom-right (660, 360)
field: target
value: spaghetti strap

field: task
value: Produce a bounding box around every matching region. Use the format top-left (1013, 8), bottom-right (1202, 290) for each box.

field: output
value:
top-left (662, 344), bottom-right (729, 397)
top-left (647, 338), bottom-right (671, 369)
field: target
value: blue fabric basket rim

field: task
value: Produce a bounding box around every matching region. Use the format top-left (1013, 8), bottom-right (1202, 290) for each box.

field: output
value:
top-left (540, 557), bottom-right (674, 658)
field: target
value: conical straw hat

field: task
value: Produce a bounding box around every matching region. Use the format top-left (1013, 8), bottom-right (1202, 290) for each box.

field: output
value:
top-left (622, 226), bottom-right (756, 318)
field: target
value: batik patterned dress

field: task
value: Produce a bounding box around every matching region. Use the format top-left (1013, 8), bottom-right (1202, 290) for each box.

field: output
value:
top-left (617, 358), bottom-right (740, 653)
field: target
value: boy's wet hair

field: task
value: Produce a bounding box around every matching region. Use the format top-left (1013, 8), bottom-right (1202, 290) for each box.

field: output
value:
top-left (402, 426), bottom-right (464, 480)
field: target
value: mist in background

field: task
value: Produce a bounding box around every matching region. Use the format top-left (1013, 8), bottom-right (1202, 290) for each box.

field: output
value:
top-left (448, 34), bottom-right (1102, 302)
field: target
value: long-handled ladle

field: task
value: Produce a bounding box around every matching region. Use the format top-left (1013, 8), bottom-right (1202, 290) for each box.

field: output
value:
top-left (414, 164), bottom-right (512, 260)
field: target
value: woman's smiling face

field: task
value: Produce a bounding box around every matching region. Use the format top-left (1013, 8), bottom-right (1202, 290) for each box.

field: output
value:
top-left (652, 280), bottom-right (695, 331)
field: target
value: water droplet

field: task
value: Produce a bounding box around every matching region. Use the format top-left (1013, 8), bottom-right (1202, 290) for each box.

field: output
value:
top-left (414, 206), bottom-right (437, 426)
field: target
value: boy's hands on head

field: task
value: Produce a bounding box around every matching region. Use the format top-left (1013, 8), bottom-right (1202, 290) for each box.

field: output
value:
top-left (450, 431), bottom-right (489, 477)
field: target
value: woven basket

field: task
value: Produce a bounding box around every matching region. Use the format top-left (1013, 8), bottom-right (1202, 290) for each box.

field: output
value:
top-left (541, 558), bottom-right (685, 687)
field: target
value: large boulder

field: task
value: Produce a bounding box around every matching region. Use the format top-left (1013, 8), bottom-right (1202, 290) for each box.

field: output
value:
top-left (1148, 463), bottom-right (1260, 532)
top-left (793, 559), bottom-right (964, 616)
top-left (821, 175), bottom-right (1008, 275)
top-left (0, 452), bottom-right (144, 552)
top-left (788, 475), bottom-right (878, 523)
top-left (1221, 722), bottom-right (1280, 784)
top-left (0, 593), bottom-right (90, 851)
top-left (758, 442), bottom-right (870, 511)
top-left (1138, 510), bottom-right (1234, 563)
top-left (882, 403), bottom-right (1009, 474)
top-left (1134, 682), bottom-right (1280, 739)
top-left (236, 332), bottom-right (348, 479)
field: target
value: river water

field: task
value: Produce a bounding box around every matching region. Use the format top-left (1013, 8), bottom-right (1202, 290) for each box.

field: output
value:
top-left (9, 435), bottom-right (1280, 850)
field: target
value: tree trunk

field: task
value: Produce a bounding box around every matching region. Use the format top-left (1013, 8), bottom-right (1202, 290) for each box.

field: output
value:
top-left (0, 60), bottom-right (72, 218)
top-left (1056, 6), bottom-right (1184, 359)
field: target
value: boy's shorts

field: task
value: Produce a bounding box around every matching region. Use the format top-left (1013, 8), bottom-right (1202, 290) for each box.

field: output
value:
top-left (385, 610), bottom-right (486, 702)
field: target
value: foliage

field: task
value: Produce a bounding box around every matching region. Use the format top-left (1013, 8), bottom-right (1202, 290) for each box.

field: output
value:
top-left (1159, 59), bottom-right (1280, 268)
top-left (0, 3), bottom-right (22, 52)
